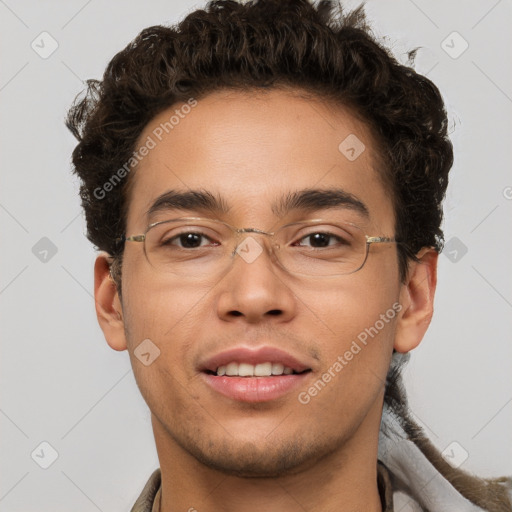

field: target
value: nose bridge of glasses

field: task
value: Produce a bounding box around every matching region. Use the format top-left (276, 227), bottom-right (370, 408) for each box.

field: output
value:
top-left (236, 227), bottom-right (274, 236)
top-left (234, 227), bottom-right (276, 247)
top-left (230, 227), bottom-right (280, 263)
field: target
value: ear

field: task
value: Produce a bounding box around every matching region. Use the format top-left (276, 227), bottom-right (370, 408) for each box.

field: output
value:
top-left (94, 254), bottom-right (127, 351)
top-left (394, 248), bottom-right (438, 353)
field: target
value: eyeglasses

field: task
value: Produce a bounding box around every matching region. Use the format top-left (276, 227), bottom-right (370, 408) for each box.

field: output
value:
top-left (119, 216), bottom-right (397, 278)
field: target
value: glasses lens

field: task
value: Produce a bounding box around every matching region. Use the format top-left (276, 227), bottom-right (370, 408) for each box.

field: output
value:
top-left (144, 218), bottom-right (232, 277)
top-left (275, 221), bottom-right (367, 276)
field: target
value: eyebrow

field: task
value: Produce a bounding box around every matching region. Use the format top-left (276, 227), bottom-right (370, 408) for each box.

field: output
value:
top-left (147, 189), bottom-right (231, 219)
top-left (146, 187), bottom-right (369, 220)
top-left (272, 188), bottom-right (369, 218)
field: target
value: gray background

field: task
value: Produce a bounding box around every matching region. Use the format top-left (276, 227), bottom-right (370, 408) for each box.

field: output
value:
top-left (1, 0), bottom-right (511, 510)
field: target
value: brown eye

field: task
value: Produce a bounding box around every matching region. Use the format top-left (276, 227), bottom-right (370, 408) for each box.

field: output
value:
top-left (162, 231), bottom-right (216, 248)
top-left (296, 232), bottom-right (348, 248)
top-left (305, 233), bottom-right (333, 247)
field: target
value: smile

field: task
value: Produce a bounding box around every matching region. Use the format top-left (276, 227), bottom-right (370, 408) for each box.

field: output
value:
top-left (200, 347), bottom-right (313, 402)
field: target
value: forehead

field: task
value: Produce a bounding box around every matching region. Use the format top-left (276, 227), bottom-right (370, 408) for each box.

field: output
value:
top-left (125, 88), bottom-right (394, 230)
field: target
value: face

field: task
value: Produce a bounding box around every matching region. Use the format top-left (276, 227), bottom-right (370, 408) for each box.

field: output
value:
top-left (116, 88), bottom-right (404, 477)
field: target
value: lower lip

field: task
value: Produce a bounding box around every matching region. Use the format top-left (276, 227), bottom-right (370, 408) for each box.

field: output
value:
top-left (202, 373), bottom-right (309, 402)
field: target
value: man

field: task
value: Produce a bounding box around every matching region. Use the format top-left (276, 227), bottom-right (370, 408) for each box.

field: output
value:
top-left (66, 0), bottom-right (512, 510)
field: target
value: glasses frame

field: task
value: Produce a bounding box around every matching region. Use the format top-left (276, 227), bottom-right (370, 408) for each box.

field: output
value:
top-left (118, 216), bottom-right (397, 276)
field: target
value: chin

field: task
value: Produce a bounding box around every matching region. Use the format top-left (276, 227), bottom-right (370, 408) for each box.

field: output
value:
top-left (176, 430), bottom-right (336, 478)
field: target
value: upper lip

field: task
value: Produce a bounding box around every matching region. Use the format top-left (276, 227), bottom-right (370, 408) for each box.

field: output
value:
top-left (199, 346), bottom-right (312, 374)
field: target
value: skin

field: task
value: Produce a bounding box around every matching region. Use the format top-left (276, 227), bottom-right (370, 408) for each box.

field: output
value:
top-left (94, 88), bottom-right (437, 512)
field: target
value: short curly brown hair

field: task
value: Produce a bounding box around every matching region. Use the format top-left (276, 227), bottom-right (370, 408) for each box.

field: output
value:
top-left (66, 0), bottom-right (453, 285)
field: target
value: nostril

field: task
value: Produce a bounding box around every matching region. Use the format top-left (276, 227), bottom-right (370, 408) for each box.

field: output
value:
top-left (226, 309), bottom-right (282, 318)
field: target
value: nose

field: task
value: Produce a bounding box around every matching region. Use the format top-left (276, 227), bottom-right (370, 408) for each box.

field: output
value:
top-left (215, 234), bottom-right (297, 324)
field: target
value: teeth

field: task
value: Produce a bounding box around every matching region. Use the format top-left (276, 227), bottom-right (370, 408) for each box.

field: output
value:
top-left (254, 362), bottom-right (272, 376)
top-left (225, 362), bottom-right (238, 376)
top-left (238, 363), bottom-right (254, 377)
top-left (271, 363), bottom-right (284, 375)
top-left (216, 362), bottom-right (295, 377)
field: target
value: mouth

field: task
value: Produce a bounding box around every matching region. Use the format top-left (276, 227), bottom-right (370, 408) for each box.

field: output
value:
top-left (199, 347), bottom-right (313, 402)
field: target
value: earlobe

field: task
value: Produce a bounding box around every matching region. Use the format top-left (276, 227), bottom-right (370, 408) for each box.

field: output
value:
top-left (94, 254), bottom-right (127, 351)
top-left (394, 248), bottom-right (438, 353)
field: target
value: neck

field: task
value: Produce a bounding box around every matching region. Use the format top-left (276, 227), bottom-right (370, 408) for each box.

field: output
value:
top-left (152, 401), bottom-right (384, 512)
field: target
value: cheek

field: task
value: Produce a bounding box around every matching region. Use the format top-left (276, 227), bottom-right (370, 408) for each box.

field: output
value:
top-left (120, 266), bottom-right (215, 388)
top-left (293, 254), bottom-right (401, 349)
top-left (291, 268), bottom-right (400, 410)
top-left (120, 275), bottom-right (218, 430)
top-left (121, 256), bottom-right (213, 341)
